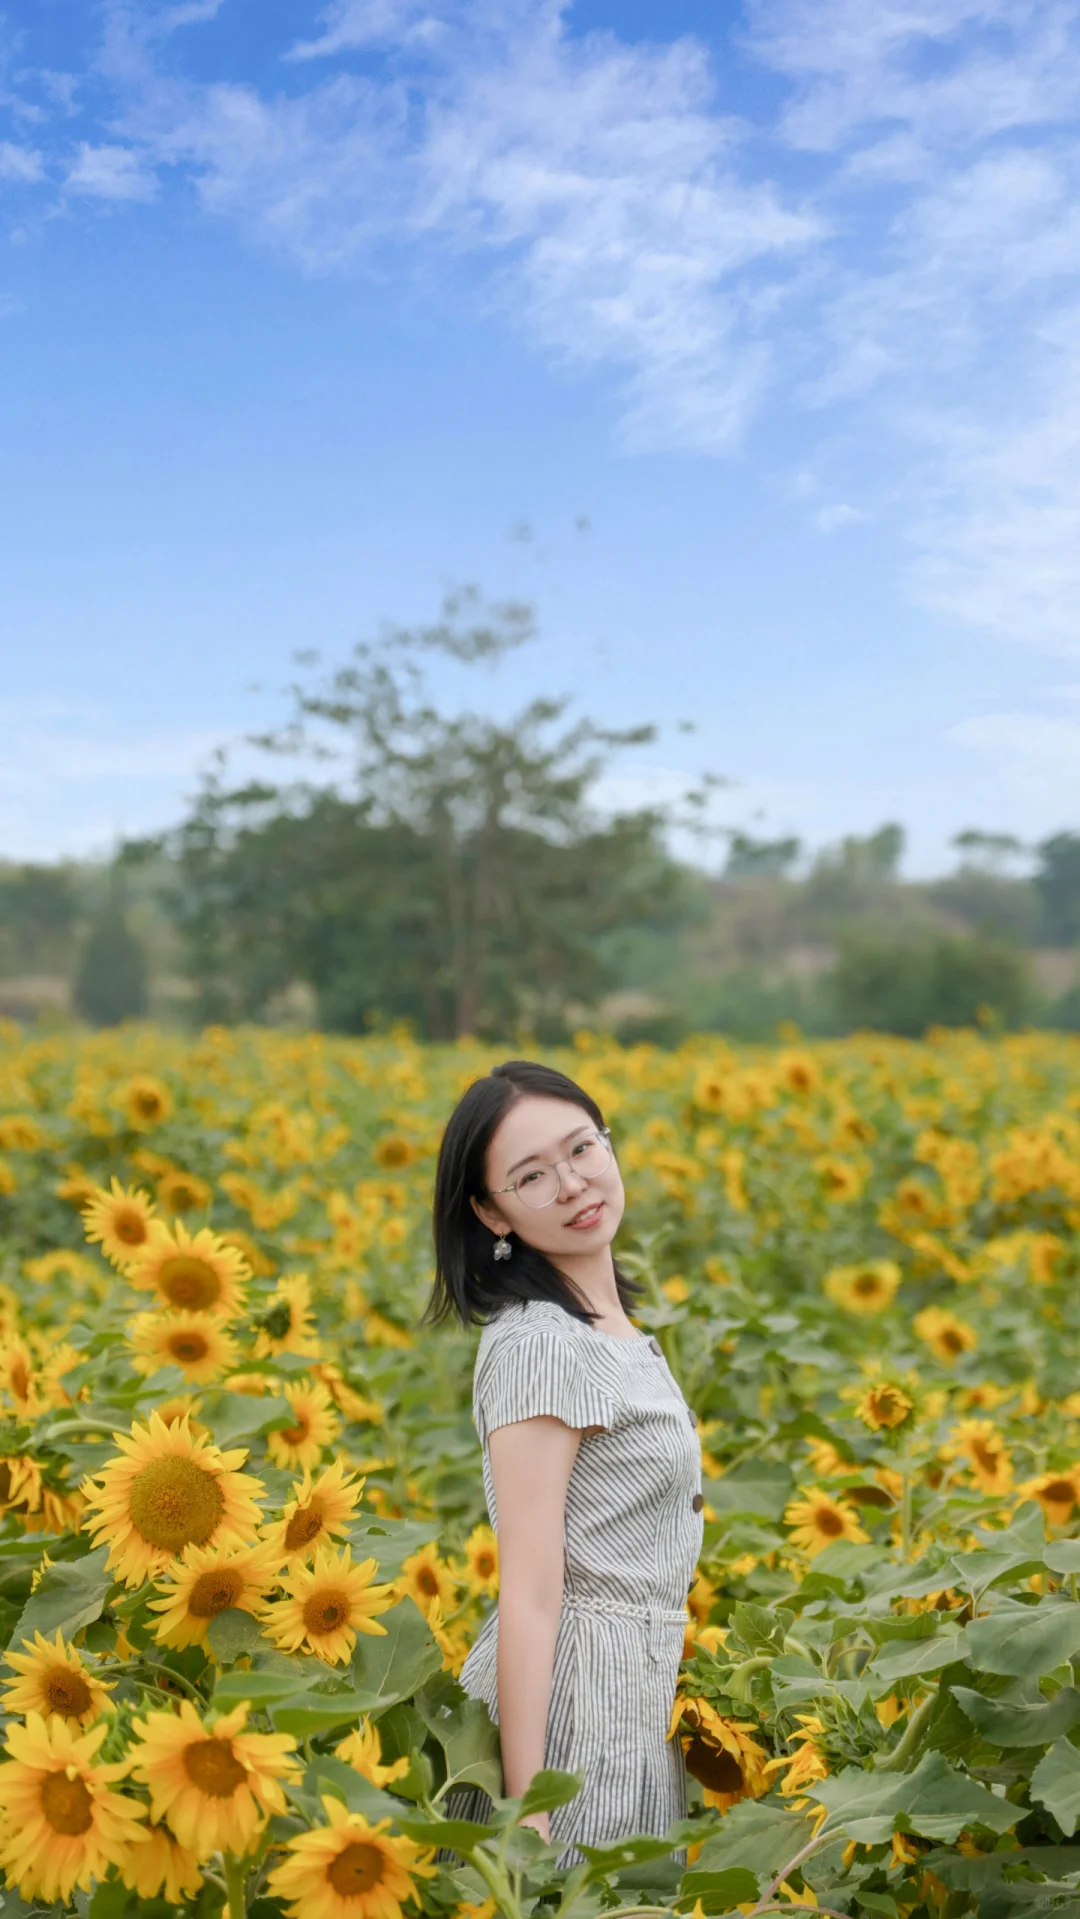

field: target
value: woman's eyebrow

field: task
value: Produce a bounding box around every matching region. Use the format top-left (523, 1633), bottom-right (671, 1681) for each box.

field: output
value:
top-left (504, 1124), bottom-right (592, 1179)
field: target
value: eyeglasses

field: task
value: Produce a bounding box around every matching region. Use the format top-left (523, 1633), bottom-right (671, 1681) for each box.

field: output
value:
top-left (489, 1128), bottom-right (614, 1210)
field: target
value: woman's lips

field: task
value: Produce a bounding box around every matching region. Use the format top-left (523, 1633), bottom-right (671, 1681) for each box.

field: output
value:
top-left (566, 1201), bottom-right (604, 1230)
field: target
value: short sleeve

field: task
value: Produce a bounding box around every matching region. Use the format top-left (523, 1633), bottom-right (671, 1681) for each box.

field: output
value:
top-left (475, 1331), bottom-right (616, 1444)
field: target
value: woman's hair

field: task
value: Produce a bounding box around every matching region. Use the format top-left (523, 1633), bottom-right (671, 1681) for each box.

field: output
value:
top-left (423, 1058), bottom-right (641, 1328)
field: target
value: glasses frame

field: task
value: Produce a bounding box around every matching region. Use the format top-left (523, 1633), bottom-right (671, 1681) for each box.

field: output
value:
top-left (488, 1126), bottom-right (614, 1210)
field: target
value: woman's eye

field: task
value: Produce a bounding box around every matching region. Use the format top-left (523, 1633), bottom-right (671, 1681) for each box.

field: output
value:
top-left (518, 1169), bottom-right (542, 1187)
top-left (572, 1140), bottom-right (591, 1157)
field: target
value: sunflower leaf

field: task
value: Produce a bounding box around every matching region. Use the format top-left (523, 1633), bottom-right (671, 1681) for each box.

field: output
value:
top-left (961, 1602), bottom-right (1080, 1679)
top-left (9, 1542), bottom-right (112, 1648)
top-left (415, 1673), bottom-right (504, 1799)
top-left (1031, 1738), bottom-right (1080, 1835)
top-left (197, 1392), bottom-right (293, 1447)
top-left (808, 1751), bottom-right (1018, 1841)
top-left (518, 1768), bottom-right (583, 1817)
top-left (350, 1597), bottom-right (443, 1704)
top-left (951, 1684), bottom-right (1080, 1748)
top-left (675, 1866), bottom-right (761, 1911)
top-left (206, 1607), bottom-right (264, 1663)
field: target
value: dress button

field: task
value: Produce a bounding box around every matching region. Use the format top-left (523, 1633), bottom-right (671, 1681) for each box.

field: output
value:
top-left (648, 1337), bottom-right (662, 1356)
top-left (687, 1407), bottom-right (698, 1428)
top-left (692, 1492), bottom-right (704, 1513)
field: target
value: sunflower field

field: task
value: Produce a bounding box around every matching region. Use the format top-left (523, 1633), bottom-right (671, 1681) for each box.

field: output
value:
top-left (2, 1020), bottom-right (1080, 1919)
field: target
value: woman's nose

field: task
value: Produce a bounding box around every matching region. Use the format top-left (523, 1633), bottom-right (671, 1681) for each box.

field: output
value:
top-left (555, 1157), bottom-right (589, 1196)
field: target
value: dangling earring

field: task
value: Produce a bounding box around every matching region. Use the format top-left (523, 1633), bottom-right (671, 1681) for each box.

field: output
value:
top-left (493, 1233), bottom-right (512, 1261)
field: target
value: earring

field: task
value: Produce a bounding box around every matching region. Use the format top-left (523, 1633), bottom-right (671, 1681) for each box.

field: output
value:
top-left (493, 1234), bottom-right (512, 1262)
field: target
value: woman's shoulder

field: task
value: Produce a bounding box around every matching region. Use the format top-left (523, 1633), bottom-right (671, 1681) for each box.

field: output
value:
top-left (476, 1297), bottom-right (586, 1362)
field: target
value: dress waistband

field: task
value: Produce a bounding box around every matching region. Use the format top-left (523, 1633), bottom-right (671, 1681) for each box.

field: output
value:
top-left (564, 1593), bottom-right (688, 1625)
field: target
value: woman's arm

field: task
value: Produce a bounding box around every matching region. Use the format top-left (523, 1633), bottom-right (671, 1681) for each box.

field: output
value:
top-left (488, 1413), bottom-right (581, 1839)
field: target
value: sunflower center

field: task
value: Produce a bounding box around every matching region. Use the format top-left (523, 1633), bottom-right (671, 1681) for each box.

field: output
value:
top-left (1043, 1478), bottom-right (1075, 1502)
top-left (183, 1736), bottom-right (247, 1797)
top-left (327, 1841), bottom-right (386, 1895)
top-left (853, 1274), bottom-right (882, 1298)
top-left (40, 1770), bottom-right (94, 1835)
top-left (942, 1329), bottom-right (964, 1354)
top-left (284, 1503), bottom-right (324, 1550)
top-left (128, 1457), bottom-right (225, 1551)
top-left (134, 1092), bottom-right (164, 1119)
top-left (475, 1552), bottom-right (495, 1579)
top-left (157, 1257), bottom-right (222, 1311)
top-left (170, 1332), bottom-right (210, 1364)
top-left (683, 1735), bottom-right (745, 1796)
top-left (303, 1589), bottom-right (350, 1633)
top-left (0, 1462), bottom-right (11, 1503)
top-left (116, 1210), bottom-right (147, 1245)
top-left (972, 1441), bottom-right (999, 1474)
top-left (280, 1416), bottom-right (311, 1446)
top-left (44, 1668), bottom-right (94, 1717)
top-left (9, 1358), bottom-right (30, 1401)
top-left (815, 1507), bottom-right (846, 1538)
top-left (188, 1567), bottom-right (245, 1618)
top-left (416, 1568), bottom-right (439, 1597)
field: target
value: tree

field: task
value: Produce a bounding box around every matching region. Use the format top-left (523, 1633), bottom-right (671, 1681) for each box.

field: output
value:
top-left (1035, 833), bottom-right (1080, 945)
top-left (0, 864), bottom-right (78, 973)
top-left (723, 832), bottom-right (802, 880)
top-left (72, 871), bottom-right (149, 1027)
top-left (828, 931), bottom-right (1029, 1036)
top-left (952, 829), bottom-right (1027, 873)
top-left (164, 590), bottom-right (705, 1037)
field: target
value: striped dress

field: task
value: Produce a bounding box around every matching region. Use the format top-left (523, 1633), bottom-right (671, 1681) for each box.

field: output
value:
top-left (448, 1298), bottom-right (704, 1865)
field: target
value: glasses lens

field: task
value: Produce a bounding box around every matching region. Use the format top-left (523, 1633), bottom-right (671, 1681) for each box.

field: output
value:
top-left (573, 1135), bottom-right (612, 1177)
top-left (515, 1165), bottom-right (561, 1209)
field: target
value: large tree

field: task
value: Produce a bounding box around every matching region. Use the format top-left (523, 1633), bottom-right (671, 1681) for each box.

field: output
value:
top-left (162, 592), bottom-right (703, 1037)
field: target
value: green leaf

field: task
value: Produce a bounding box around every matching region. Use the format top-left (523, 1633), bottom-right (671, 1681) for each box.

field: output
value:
top-left (694, 1799), bottom-right (816, 1881)
top-left (213, 1669), bottom-right (313, 1711)
top-left (272, 1687), bottom-right (390, 1736)
top-left (1044, 1541), bottom-right (1080, 1576)
top-left (520, 1769), bottom-right (583, 1817)
top-left (949, 1549), bottom-right (1046, 1603)
top-left (197, 1390), bottom-right (293, 1447)
top-left (731, 1602), bottom-right (791, 1655)
top-left (346, 1518), bottom-right (440, 1580)
top-left (1032, 1738), bottom-right (1080, 1836)
top-left (677, 1867), bottom-right (760, 1912)
top-left (707, 1463), bottom-right (793, 1521)
top-left (206, 1608), bottom-right (264, 1663)
top-left (962, 1603), bottom-right (1080, 1679)
top-left (866, 1629), bottom-right (962, 1689)
top-left (306, 1757), bottom-right (404, 1823)
top-left (9, 1545), bottom-right (112, 1648)
top-left (395, 1814), bottom-right (493, 1851)
top-left (809, 1751), bottom-right (1018, 1843)
top-left (414, 1674), bottom-right (504, 1801)
top-left (950, 1684), bottom-right (1080, 1748)
top-left (351, 1599), bottom-right (442, 1704)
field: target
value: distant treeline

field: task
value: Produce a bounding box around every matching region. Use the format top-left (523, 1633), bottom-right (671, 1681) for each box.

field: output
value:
top-left (4, 594), bottom-right (1080, 1041)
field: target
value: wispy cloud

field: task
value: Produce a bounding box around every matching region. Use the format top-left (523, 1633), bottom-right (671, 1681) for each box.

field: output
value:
top-left (65, 141), bottom-right (157, 200)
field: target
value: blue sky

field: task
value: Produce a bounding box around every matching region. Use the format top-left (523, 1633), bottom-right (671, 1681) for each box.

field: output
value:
top-left (2, 0), bottom-right (1078, 875)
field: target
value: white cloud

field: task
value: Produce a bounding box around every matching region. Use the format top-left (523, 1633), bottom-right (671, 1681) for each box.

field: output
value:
top-left (65, 141), bottom-right (157, 200)
top-left (0, 142), bottom-right (44, 183)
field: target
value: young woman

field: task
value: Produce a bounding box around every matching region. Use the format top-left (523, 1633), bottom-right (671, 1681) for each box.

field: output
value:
top-left (425, 1060), bottom-right (705, 1865)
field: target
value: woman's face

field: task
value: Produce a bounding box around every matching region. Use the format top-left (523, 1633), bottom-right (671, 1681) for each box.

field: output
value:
top-left (474, 1094), bottom-right (625, 1259)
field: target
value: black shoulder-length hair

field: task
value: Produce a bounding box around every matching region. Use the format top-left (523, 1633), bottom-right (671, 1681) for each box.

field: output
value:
top-left (423, 1058), bottom-right (641, 1328)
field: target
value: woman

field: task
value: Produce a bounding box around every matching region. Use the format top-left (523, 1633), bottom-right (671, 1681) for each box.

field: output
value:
top-left (425, 1059), bottom-right (704, 1864)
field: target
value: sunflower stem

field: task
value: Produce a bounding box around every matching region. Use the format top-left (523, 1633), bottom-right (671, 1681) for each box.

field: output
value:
top-left (224, 1850), bottom-right (248, 1919)
top-left (874, 1688), bottom-right (936, 1772)
top-left (107, 1660), bottom-right (209, 1706)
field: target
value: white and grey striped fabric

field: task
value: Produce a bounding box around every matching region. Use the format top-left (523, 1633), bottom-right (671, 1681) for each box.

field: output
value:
top-left (445, 1298), bottom-right (704, 1866)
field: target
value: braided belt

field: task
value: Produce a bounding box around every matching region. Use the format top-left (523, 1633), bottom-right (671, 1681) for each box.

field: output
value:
top-left (565, 1594), bottom-right (688, 1624)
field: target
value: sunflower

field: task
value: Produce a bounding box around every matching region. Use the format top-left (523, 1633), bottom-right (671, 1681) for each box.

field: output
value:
top-left (121, 1075), bottom-right (174, 1129)
top-left (373, 1134), bottom-right (418, 1170)
top-left (815, 1157), bottom-right (865, 1203)
top-left (128, 1220), bottom-right (250, 1315)
top-left (854, 1381), bottom-right (914, 1432)
top-left (314, 1363), bottom-right (385, 1425)
top-left (83, 1412), bottom-right (264, 1587)
top-left (128, 1308), bottom-right (239, 1386)
top-left (261, 1546), bottom-right (396, 1664)
top-left (1022, 1466), bottom-right (1080, 1526)
top-left (784, 1486), bottom-right (870, 1557)
top-left (944, 1419), bottom-right (1014, 1496)
top-left (252, 1272), bottom-right (319, 1359)
top-left (764, 1714), bottom-right (829, 1798)
top-left (131, 1699), bottom-right (297, 1857)
top-left (0, 1451), bottom-right (43, 1517)
top-left (460, 1524), bottom-right (499, 1598)
top-left (1, 1631), bottom-right (113, 1728)
top-left (913, 1306), bottom-right (978, 1364)
top-left (121, 1819), bottom-right (204, 1902)
top-left (261, 1460), bottom-right (365, 1564)
top-left (266, 1379), bottom-right (340, 1472)
top-left (823, 1260), bottom-right (902, 1315)
top-left (267, 1798), bottom-right (436, 1919)
top-left (218, 1227), bottom-right (277, 1277)
top-left (668, 1697), bottom-right (770, 1812)
top-left (81, 1178), bottom-right (157, 1269)
top-left (156, 1168), bottom-right (213, 1214)
top-left (399, 1542), bottom-right (458, 1617)
top-left (335, 1718), bottom-right (410, 1789)
top-left (0, 1334), bottom-right (40, 1416)
top-left (0, 1712), bottom-right (145, 1904)
top-left (149, 1540), bottom-right (280, 1649)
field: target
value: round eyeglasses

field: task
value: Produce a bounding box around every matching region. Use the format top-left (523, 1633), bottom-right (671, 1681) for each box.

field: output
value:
top-left (489, 1127), bottom-right (614, 1210)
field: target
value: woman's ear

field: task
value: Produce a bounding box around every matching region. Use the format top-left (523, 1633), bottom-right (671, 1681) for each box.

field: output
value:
top-left (470, 1192), bottom-right (510, 1239)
